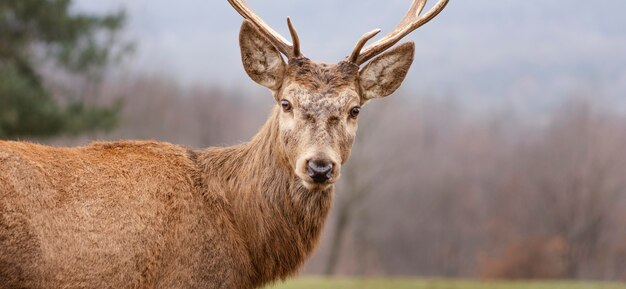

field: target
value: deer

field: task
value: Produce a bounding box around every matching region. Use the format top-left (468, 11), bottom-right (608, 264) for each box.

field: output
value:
top-left (0, 0), bottom-right (448, 288)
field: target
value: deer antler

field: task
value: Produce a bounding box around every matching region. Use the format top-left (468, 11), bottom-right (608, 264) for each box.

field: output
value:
top-left (348, 0), bottom-right (449, 65)
top-left (228, 0), bottom-right (301, 59)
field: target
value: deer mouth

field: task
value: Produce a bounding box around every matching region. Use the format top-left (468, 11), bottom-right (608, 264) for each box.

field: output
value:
top-left (301, 178), bottom-right (335, 191)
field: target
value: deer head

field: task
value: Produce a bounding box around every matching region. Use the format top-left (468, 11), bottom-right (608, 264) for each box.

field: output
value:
top-left (230, 0), bottom-right (449, 191)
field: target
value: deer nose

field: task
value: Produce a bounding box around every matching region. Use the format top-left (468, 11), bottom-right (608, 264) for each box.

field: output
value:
top-left (306, 159), bottom-right (334, 184)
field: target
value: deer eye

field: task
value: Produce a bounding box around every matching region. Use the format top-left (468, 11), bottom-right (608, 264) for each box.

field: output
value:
top-left (349, 106), bottom-right (361, 119)
top-left (280, 99), bottom-right (292, 112)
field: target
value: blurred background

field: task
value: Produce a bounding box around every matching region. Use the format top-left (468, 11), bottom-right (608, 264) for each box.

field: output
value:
top-left (2, 0), bottom-right (626, 285)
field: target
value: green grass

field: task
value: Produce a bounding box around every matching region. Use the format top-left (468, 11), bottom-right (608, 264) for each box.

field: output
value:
top-left (265, 277), bottom-right (626, 289)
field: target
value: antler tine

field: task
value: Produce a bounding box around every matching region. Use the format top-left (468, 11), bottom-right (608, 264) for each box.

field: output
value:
top-left (350, 0), bottom-right (449, 65)
top-left (287, 17), bottom-right (301, 58)
top-left (348, 29), bottom-right (382, 64)
top-left (228, 0), bottom-right (300, 59)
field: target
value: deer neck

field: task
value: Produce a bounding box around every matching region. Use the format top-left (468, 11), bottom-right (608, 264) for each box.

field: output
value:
top-left (197, 108), bottom-right (333, 284)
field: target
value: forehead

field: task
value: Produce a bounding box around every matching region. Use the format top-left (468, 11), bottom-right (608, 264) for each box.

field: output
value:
top-left (283, 58), bottom-right (360, 110)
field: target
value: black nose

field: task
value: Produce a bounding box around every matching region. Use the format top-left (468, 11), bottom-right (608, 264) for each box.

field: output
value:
top-left (306, 160), bottom-right (334, 184)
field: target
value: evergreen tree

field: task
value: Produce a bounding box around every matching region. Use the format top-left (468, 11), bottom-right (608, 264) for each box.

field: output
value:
top-left (0, 0), bottom-right (130, 138)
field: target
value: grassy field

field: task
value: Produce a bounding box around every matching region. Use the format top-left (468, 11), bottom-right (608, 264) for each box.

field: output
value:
top-left (265, 278), bottom-right (626, 289)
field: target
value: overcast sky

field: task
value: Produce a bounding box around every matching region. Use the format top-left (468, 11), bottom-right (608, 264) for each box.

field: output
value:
top-left (75, 0), bottom-right (626, 112)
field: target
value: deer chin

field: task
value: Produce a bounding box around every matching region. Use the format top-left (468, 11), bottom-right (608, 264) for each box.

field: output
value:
top-left (299, 177), bottom-right (336, 192)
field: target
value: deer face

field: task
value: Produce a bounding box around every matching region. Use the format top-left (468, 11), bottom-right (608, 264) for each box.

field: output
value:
top-left (274, 59), bottom-right (360, 190)
top-left (239, 21), bottom-right (415, 191)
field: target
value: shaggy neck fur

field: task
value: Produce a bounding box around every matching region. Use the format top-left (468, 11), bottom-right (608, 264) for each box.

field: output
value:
top-left (197, 108), bottom-right (333, 287)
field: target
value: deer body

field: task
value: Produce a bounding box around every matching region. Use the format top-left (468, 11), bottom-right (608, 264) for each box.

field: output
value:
top-left (0, 109), bottom-right (331, 289)
top-left (0, 0), bottom-right (448, 288)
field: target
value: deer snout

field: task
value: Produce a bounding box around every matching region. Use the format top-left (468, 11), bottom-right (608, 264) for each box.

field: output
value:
top-left (306, 159), bottom-right (334, 184)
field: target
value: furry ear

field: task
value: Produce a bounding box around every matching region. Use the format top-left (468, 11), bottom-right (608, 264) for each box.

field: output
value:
top-left (239, 20), bottom-right (286, 91)
top-left (358, 42), bottom-right (415, 101)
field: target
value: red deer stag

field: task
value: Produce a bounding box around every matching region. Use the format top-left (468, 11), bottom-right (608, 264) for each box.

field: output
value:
top-left (0, 0), bottom-right (448, 288)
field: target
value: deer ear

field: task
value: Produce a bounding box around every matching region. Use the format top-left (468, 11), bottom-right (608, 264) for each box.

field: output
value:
top-left (358, 42), bottom-right (415, 101)
top-left (239, 20), bottom-right (286, 91)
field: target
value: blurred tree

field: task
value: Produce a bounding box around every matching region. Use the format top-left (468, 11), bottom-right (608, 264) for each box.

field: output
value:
top-left (0, 0), bottom-right (130, 138)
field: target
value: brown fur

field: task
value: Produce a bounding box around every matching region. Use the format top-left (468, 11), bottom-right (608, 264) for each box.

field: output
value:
top-left (0, 20), bottom-right (417, 289)
top-left (0, 113), bottom-right (328, 289)
top-left (287, 58), bottom-right (359, 91)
